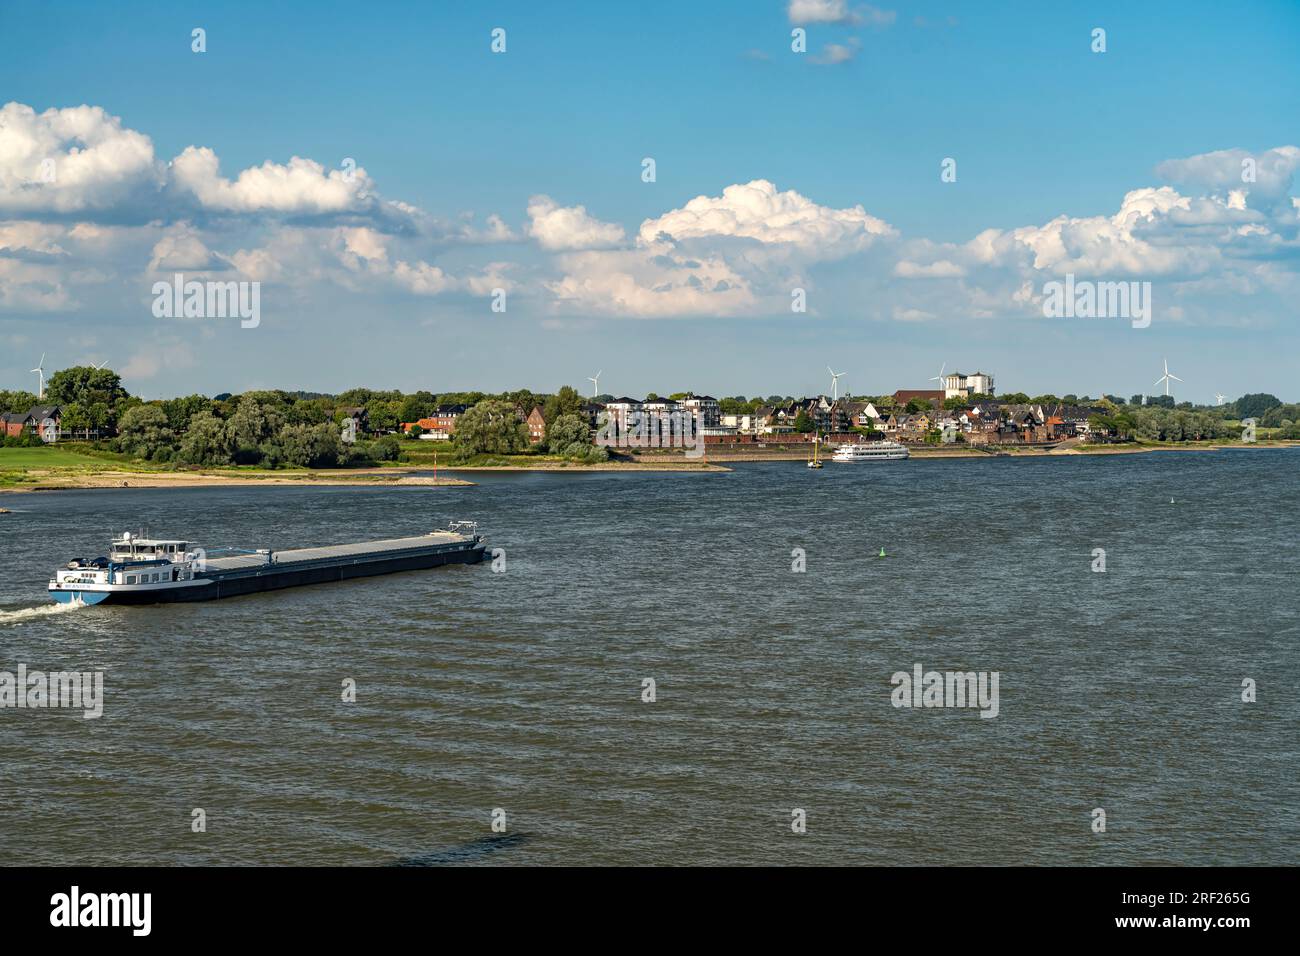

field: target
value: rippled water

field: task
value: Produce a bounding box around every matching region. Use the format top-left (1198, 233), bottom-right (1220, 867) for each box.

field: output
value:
top-left (1, 450), bottom-right (1297, 865)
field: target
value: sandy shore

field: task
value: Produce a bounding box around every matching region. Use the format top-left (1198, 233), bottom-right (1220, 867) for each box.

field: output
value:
top-left (2, 460), bottom-right (726, 493)
top-left (6, 468), bottom-right (474, 492)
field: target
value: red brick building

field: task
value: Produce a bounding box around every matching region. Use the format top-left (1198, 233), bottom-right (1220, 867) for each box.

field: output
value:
top-left (526, 406), bottom-right (546, 444)
top-left (892, 389), bottom-right (945, 407)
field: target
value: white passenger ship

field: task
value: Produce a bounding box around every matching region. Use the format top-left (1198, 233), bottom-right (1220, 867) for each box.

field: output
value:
top-left (830, 440), bottom-right (910, 462)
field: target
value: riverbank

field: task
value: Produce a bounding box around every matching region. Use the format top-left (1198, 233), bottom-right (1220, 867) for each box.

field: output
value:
top-left (1, 467), bottom-right (474, 493)
top-left (3, 440), bottom-right (1295, 494)
top-left (442, 460), bottom-right (729, 472)
top-left (690, 439), bottom-right (1300, 462)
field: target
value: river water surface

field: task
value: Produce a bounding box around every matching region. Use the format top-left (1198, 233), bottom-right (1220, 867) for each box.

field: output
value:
top-left (1, 450), bottom-right (1296, 865)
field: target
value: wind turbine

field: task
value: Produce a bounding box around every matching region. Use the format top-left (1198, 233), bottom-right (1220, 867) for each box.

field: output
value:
top-left (827, 366), bottom-right (846, 401)
top-left (1215, 392), bottom-right (1226, 406)
top-left (929, 362), bottom-right (947, 397)
top-left (587, 370), bottom-right (602, 398)
top-left (93, 359), bottom-right (109, 370)
top-left (30, 353), bottom-right (46, 400)
top-left (1154, 358), bottom-right (1182, 397)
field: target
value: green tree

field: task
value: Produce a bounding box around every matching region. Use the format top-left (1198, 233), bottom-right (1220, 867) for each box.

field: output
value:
top-left (1260, 403), bottom-right (1300, 427)
top-left (115, 405), bottom-right (174, 459)
top-left (161, 394), bottom-right (213, 433)
top-left (1235, 393), bottom-right (1282, 419)
top-left (229, 396), bottom-right (283, 463)
top-left (454, 400), bottom-right (529, 454)
top-left (45, 366), bottom-right (128, 409)
top-left (542, 385), bottom-right (583, 423)
top-left (370, 434), bottom-right (402, 461)
top-left (61, 402), bottom-right (90, 439)
top-left (367, 400), bottom-right (403, 433)
top-left (0, 389), bottom-right (41, 414)
top-left (399, 392), bottom-right (437, 424)
top-left (718, 396), bottom-right (747, 415)
top-left (278, 422), bottom-right (343, 467)
top-left (177, 411), bottom-right (234, 465)
top-left (285, 398), bottom-right (330, 426)
top-left (85, 402), bottom-right (111, 438)
top-left (545, 413), bottom-right (592, 454)
top-left (792, 410), bottom-right (814, 433)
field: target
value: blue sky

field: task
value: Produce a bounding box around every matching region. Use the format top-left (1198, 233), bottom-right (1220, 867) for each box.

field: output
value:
top-left (1, 0), bottom-right (1298, 401)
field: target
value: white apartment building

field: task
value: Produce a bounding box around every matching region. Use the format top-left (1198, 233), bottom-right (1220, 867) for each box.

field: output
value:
top-left (678, 394), bottom-right (721, 428)
top-left (941, 371), bottom-right (995, 399)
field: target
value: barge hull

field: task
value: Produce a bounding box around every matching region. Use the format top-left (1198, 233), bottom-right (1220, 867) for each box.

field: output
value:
top-left (93, 542), bottom-right (485, 605)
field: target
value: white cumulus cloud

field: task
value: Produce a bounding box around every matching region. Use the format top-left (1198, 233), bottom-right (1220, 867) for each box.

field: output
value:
top-left (637, 179), bottom-right (894, 256)
top-left (526, 195), bottom-right (625, 250)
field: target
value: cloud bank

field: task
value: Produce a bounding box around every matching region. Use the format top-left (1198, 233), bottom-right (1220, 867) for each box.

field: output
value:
top-left (2, 101), bottom-right (1297, 332)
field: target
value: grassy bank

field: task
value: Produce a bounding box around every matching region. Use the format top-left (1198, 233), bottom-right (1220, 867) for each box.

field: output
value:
top-left (0, 444), bottom-right (472, 492)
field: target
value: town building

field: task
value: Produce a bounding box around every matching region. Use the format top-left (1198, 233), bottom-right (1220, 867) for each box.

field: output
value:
top-left (427, 403), bottom-right (467, 436)
top-left (526, 406), bottom-right (547, 444)
top-left (678, 393), bottom-right (721, 429)
top-left (893, 389), bottom-right (945, 408)
top-left (601, 397), bottom-right (643, 441)
top-left (941, 371), bottom-right (995, 399)
top-left (399, 403), bottom-right (468, 441)
top-left (579, 402), bottom-right (606, 432)
top-left (1, 411), bottom-right (29, 439)
top-left (2, 406), bottom-right (62, 442)
top-left (339, 406), bottom-right (369, 436)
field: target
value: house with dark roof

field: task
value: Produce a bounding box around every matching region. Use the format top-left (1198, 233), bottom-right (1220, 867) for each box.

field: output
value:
top-left (339, 406), bottom-right (369, 437)
top-left (3, 406), bottom-right (62, 442)
top-left (2, 411), bottom-right (32, 439)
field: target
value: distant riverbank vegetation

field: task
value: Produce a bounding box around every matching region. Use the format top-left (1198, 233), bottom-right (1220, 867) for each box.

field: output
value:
top-left (0, 367), bottom-right (606, 469)
top-left (3, 368), bottom-right (1297, 473)
top-left (1084, 393), bottom-right (1300, 443)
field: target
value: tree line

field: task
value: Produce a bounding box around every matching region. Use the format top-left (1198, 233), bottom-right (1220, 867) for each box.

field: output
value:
top-left (1, 366), bottom-right (608, 464)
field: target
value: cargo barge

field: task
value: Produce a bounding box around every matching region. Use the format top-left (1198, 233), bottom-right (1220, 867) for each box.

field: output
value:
top-left (49, 522), bottom-right (486, 605)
